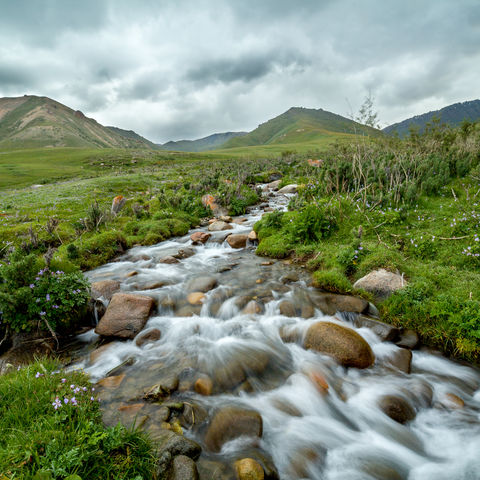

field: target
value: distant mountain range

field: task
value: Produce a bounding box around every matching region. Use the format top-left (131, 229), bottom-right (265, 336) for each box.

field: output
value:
top-left (0, 95), bottom-right (155, 149)
top-left (383, 99), bottom-right (480, 137)
top-left (157, 131), bottom-right (247, 152)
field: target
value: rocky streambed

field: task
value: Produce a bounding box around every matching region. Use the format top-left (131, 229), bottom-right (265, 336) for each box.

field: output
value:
top-left (72, 185), bottom-right (480, 480)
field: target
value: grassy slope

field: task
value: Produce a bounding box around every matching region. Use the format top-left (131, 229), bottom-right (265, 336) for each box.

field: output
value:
top-left (0, 96), bottom-right (155, 150)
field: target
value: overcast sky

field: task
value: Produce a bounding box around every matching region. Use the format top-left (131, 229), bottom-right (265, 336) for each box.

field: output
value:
top-left (1, 0), bottom-right (479, 143)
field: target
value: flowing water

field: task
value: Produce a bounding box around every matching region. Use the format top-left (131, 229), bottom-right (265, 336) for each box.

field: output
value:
top-left (73, 188), bottom-right (480, 480)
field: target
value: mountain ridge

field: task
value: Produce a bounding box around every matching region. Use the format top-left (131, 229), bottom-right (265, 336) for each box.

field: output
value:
top-left (158, 131), bottom-right (247, 152)
top-left (383, 99), bottom-right (480, 137)
top-left (0, 95), bottom-right (156, 149)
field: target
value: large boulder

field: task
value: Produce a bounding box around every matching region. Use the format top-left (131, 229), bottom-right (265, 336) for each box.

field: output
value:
top-left (353, 315), bottom-right (400, 342)
top-left (204, 407), bottom-right (263, 452)
top-left (95, 293), bottom-right (154, 339)
top-left (304, 321), bottom-right (375, 369)
top-left (278, 184), bottom-right (298, 194)
top-left (135, 328), bottom-right (162, 347)
top-left (171, 455), bottom-right (199, 480)
top-left (386, 348), bottom-right (412, 374)
top-left (91, 280), bottom-right (121, 301)
top-left (378, 395), bottom-right (416, 424)
top-left (187, 276), bottom-right (218, 293)
top-left (227, 234), bottom-right (248, 249)
top-left (208, 221), bottom-right (233, 232)
top-left (353, 269), bottom-right (406, 300)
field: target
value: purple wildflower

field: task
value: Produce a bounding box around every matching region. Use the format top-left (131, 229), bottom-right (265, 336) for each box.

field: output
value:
top-left (39, 311), bottom-right (46, 316)
top-left (61, 378), bottom-right (66, 383)
top-left (71, 397), bottom-right (78, 406)
top-left (46, 294), bottom-right (50, 301)
top-left (35, 372), bottom-right (42, 378)
top-left (52, 397), bottom-right (62, 410)
top-left (64, 397), bottom-right (69, 404)
top-left (29, 284), bottom-right (35, 289)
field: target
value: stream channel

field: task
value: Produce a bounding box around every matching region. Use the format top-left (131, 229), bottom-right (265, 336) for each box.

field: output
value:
top-left (73, 186), bottom-right (480, 480)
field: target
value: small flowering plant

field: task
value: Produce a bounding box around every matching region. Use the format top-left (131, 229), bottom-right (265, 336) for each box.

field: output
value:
top-left (0, 250), bottom-right (90, 333)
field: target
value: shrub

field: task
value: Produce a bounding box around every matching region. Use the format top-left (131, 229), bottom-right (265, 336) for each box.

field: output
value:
top-left (256, 234), bottom-right (292, 258)
top-left (312, 269), bottom-right (352, 294)
top-left (0, 251), bottom-right (89, 333)
top-left (76, 231), bottom-right (127, 270)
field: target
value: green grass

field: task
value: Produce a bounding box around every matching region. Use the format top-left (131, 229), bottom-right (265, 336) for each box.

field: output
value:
top-left (0, 359), bottom-right (155, 479)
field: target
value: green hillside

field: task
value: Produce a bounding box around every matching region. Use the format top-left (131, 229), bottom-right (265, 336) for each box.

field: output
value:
top-left (221, 106), bottom-right (380, 149)
top-left (0, 95), bottom-right (155, 149)
top-left (159, 131), bottom-right (247, 152)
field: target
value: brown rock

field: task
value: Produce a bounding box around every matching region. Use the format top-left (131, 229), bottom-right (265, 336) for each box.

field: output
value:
top-left (227, 234), bottom-right (248, 249)
top-left (187, 292), bottom-right (206, 305)
top-left (279, 300), bottom-right (296, 317)
top-left (310, 293), bottom-right (369, 316)
top-left (126, 271), bottom-right (138, 278)
top-left (174, 247), bottom-right (196, 259)
top-left (248, 230), bottom-right (258, 241)
top-left (204, 407), bottom-right (263, 452)
top-left (118, 403), bottom-right (144, 415)
top-left (232, 217), bottom-right (247, 224)
top-left (194, 376), bottom-right (213, 396)
top-left (387, 348), bottom-right (412, 374)
top-left (135, 328), bottom-right (161, 347)
top-left (242, 300), bottom-right (263, 314)
top-left (191, 231), bottom-right (211, 245)
top-left (278, 184), bottom-right (298, 194)
top-left (144, 374), bottom-right (179, 401)
top-left (261, 261), bottom-right (273, 266)
top-left (95, 293), bottom-right (154, 339)
top-left (353, 269), bottom-right (407, 300)
top-left (235, 458), bottom-right (265, 480)
top-left (159, 255), bottom-right (180, 264)
top-left (353, 315), bottom-right (400, 342)
top-left (441, 393), bottom-right (465, 409)
top-left (396, 329), bottom-right (420, 350)
top-left (378, 395), bottom-right (416, 424)
top-left (97, 374), bottom-right (125, 388)
top-left (304, 321), bottom-right (375, 369)
top-left (91, 280), bottom-right (121, 301)
top-left (208, 221), bottom-right (233, 232)
top-left (219, 215), bottom-right (233, 222)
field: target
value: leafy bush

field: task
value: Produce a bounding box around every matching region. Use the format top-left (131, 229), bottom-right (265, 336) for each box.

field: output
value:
top-left (312, 269), bottom-right (352, 294)
top-left (0, 251), bottom-right (89, 333)
top-left (76, 231), bottom-right (127, 270)
top-left (286, 204), bottom-right (337, 244)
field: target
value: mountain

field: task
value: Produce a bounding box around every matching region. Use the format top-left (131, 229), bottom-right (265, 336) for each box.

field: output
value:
top-left (383, 99), bottom-right (480, 137)
top-left (106, 126), bottom-right (159, 149)
top-left (0, 95), bottom-right (155, 149)
top-left (220, 107), bottom-right (380, 149)
top-left (158, 131), bottom-right (247, 152)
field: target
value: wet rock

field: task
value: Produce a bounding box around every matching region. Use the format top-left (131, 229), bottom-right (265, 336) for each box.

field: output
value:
top-left (194, 375), bottom-right (213, 396)
top-left (227, 234), bottom-right (248, 249)
top-left (234, 458), bottom-right (265, 480)
top-left (174, 247), bottom-right (196, 259)
top-left (160, 296), bottom-right (176, 309)
top-left (304, 321), bottom-right (375, 369)
top-left (152, 405), bottom-right (171, 422)
top-left (396, 329), bottom-right (419, 350)
top-left (279, 325), bottom-right (301, 344)
top-left (159, 255), bottom-right (180, 264)
top-left (310, 293), bottom-right (369, 315)
top-left (95, 293), bottom-right (154, 339)
top-left (138, 281), bottom-right (169, 290)
top-left (353, 269), bottom-right (407, 300)
top-left (176, 305), bottom-right (201, 317)
top-left (232, 217), bottom-right (247, 224)
top-left (91, 280), bottom-right (121, 301)
top-left (135, 328), bottom-right (162, 347)
top-left (441, 393), bottom-right (465, 409)
top-left (279, 300), bottom-right (296, 317)
top-left (242, 300), bottom-right (263, 315)
top-left (353, 315), bottom-right (400, 342)
top-left (301, 304), bottom-right (315, 319)
top-left (387, 348), bottom-right (412, 374)
top-left (180, 402), bottom-right (209, 429)
top-left (190, 232), bottom-right (211, 245)
top-left (208, 221), bottom-right (233, 232)
top-left (204, 407), bottom-right (263, 452)
top-left (152, 429), bottom-right (202, 460)
top-left (219, 215), bottom-right (233, 223)
top-left (267, 180), bottom-right (281, 190)
top-left (234, 296), bottom-right (252, 309)
top-left (126, 271), bottom-right (138, 278)
top-left (187, 292), bottom-right (206, 305)
top-left (378, 395), bottom-right (416, 424)
top-left (278, 184), bottom-right (298, 194)
top-left (171, 455), bottom-right (199, 480)
top-left (196, 459), bottom-right (230, 480)
top-left (97, 374), bottom-right (125, 388)
top-left (248, 230), bottom-right (258, 241)
top-left (280, 272), bottom-right (299, 284)
top-left (408, 380), bottom-right (434, 408)
top-left (89, 342), bottom-right (117, 363)
top-left (261, 261), bottom-right (273, 266)
top-left (187, 276), bottom-right (218, 293)
top-left (144, 374), bottom-right (179, 401)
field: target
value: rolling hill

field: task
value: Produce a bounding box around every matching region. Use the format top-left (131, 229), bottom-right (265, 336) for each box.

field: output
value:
top-left (220, 107), bottom-right (380, 149)
top-left (158, 131), bottom-right (247, 152)
top-left (0, 95), bottom-right (156, 149)
top-left (383, 99), bottom-right (480, 137)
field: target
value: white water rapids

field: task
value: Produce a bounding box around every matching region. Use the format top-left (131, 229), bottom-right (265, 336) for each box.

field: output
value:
top-left (72, 189), bottom-right (480, 480)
